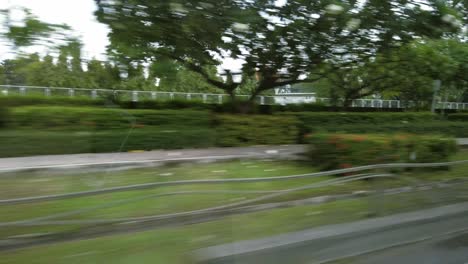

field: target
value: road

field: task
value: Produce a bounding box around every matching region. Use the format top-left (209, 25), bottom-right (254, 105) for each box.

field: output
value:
top-left (198, 208), bottom-right (468, 264)
top-left (1, 138), bottom-right (467, 173)
top-left (0, 145), bottom-right (305, 172)
top-left (338, 231), bottom-right (468, 264)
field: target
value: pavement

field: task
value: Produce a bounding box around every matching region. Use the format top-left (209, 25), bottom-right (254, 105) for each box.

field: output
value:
top-left (1, 138), bottom-right (467, 173)
top-left (336, 231), bottom-right (468, 264)
top-left (457, 138), bottom-right (468, 146)
top-left (195, 202), bottom-right (468, 264)
top-left (0, 145), bottom-right (306, 173)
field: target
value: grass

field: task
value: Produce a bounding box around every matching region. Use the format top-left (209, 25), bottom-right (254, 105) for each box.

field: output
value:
top-left (0, 151), bottom-right (468, 263)
top-left (1, 151), bottom-right (468, 236)
top-left (2, 187), bottom-right (468, 264)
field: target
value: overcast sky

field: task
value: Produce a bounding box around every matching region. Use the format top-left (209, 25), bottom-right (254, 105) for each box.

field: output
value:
top-left (1, 0), bottom-right (109, 60)
top-left (0, 0), bottom-right (258, 72)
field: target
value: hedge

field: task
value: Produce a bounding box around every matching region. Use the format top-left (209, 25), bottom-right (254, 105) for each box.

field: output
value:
top-left (312, 122), bottom-right (468, 138)
top-left (8, 106), bottom-right (212, 129)
top-left (214, 114), bottom-right (300, 146)
top-left (283, 112), bottom-right (437, 127)
top-left (0, 127), bottom-right (216, 157)
top-left (0, 95), bottom-right (215, 111)
top-left (0, 95), bottom-right (105, 108)
top-left (0, 95), bottom-right (418, 113)
top-left (0, 107), bottom-right (7, 128)
top-left (447, 113), bottom-right (468, 122)
top-left (306, 133), bottom-right (458, 170)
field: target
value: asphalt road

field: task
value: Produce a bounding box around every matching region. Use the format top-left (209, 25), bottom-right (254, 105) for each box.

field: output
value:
top-left (200, 211), bottom-right (468, 264)
top-left (1, 139), bottom-right (467, 173)
top-left (0, 145), bottom-right (305, 172)
top-left (339, 231), bottom-right (468, 264)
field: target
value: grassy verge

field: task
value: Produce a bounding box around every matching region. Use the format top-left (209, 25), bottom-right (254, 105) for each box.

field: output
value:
top-left (2, 186), bottom-right (468, 264)
top-left (1, 151), bottom-right (468, 241)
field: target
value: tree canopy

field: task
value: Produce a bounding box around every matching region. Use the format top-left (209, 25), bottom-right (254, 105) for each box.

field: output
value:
top-left (95, 0), bottom-right (463, 99)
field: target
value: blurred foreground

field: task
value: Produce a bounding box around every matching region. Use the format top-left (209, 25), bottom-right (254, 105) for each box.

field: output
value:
top-left (1, 149), bottom-right (468, 263)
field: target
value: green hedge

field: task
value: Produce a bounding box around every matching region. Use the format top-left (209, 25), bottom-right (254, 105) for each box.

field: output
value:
top-left (314, 122), bottom-right (468, 138)
top-left (0, 95), bottom-right (105, 108)
top-left (0, 127), bottom-right (215, 157)
top-left (306, 133), bottom-right (458, 170)
top-left (0, 107), bottom-right (7, 128)
top-left (447, 113), bottom-right (468, 122)
top-left (8, 106), bottom-right (212, 129)
top-left (214, 114), bottom-right (300, 146)
top-left (284, 112), bottom-right (437, 128)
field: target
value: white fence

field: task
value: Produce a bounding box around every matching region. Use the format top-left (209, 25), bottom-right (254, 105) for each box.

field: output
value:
top-left (1, 84), bottom-right (467, 110)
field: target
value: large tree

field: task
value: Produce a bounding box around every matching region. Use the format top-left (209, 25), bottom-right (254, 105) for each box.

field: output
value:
top-left (95, 0), bottom-right (461, 103)
top-left (0, 7), bottom-right (71, 52)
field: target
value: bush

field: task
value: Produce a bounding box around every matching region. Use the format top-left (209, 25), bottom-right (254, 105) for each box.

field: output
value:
top-left (215, 114), bottom-right (300, 146)
top-left (0, 95), bottom-right (105, 108)
top-left (0, 95), bottom-right (213, 110)
top-left (90, 127), bottom-right (215, 152)
top-left (8, 106), bottom-right (212, 129)
top-left (447, 113), bottom-right (468, 122)
top-left (0, 106), bottom-right (7, 128)
top-left (282, 112), bottom-right (440, 139)
top-left (0, 127), bottom-right (216, 157)
top-left (306, 133), bottom-right (458, 170)
top-left (314, 122), bottom-right (468, 138)
top-left (116, 99), bottom-right (209, 110)
top-left (284, 112), bottom-right (437, 127)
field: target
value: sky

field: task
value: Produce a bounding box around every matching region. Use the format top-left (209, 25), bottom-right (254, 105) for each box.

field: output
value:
top-left (0, 0), bottom-right (248, 72)
top-left (1, 0), bottom-right (110, 60)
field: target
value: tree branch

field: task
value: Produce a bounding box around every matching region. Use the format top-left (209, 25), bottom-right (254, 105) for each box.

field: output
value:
top-left (153, 50), bottom-right (233, 91)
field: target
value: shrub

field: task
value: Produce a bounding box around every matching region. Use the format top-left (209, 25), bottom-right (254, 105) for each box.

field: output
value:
top-left (306, 133), bottom-right (457, 170)
top-left (0, 95), bottom-right (212, 110)
top-left (284, 112), bottom-right (437, 128)
top-left (447, 113), bottom-right (468, 122)
top-left (0, 127), bottom-right (216, 157)
top-left (0, 95), bottom-right (105, 107)
top-left (116, 99), bottom-right (209, 110)
top-left (281, 112), bottom-right (440, 140)
top-left (0, 106), bottom-right (7, 128)
top-left (215, 114), bottom-right (300, 146)
top-left (90, 127), bottom-right (215, 152)
top-left (314, 122), bottom-right (468, 138)
top-left (8, 106), bottom-right (212, 129)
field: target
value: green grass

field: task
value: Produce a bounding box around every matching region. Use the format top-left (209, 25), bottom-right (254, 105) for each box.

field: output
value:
top-left (2, 187), bottom-right (468, 264)
top-left (1, 151), bottom-right (468, 263)
top-left (1, 152), bottom-right (468, 235)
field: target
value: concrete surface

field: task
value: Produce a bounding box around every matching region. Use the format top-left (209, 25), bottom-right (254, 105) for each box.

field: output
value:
top-left (195, 202), bottom-right (468, 264)
top-left (1, 138), bottom-right (466, 173)
top-left (337, 231), bottom-right (468, 264)
top-left (0, 145), bottom-right (306, 173)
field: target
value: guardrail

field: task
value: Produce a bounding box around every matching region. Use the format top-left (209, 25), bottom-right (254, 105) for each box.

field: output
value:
top-left (1, 84), bottom-right (467, 109)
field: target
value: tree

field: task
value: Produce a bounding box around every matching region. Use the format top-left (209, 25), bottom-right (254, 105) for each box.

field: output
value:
top-left (95, 0), bottom-right (461, 105)
top-left (0, 7), bottom-right (71, 51)
top-left (85, 59), bottom-right (121, 89)
top-left (382, 39), bottom-right (468, 105)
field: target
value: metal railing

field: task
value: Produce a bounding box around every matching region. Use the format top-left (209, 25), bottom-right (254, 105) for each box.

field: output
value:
top-left (1, 84), bottom-right (467, 109)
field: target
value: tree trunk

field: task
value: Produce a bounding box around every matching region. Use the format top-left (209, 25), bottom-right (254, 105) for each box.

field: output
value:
top-left (343, 93), bottom-right (355, 110)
